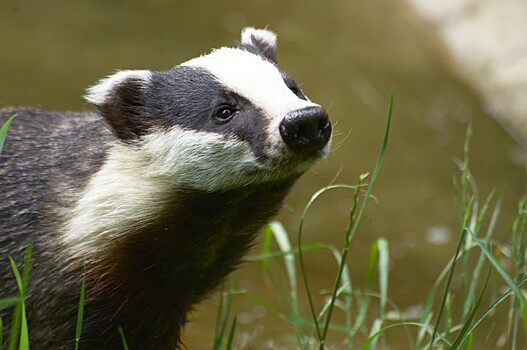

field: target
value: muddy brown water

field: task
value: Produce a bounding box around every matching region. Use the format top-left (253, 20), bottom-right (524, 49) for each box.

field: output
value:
top-left (1, 0), bottom-right (526, 348)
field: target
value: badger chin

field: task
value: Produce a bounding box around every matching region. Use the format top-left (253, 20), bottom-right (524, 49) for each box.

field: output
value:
top-left (261, 140), bottom-right (332, 182)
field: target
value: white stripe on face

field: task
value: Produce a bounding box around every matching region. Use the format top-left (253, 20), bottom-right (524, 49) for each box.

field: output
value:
top-left (181, 48), bottom-right (318, 122)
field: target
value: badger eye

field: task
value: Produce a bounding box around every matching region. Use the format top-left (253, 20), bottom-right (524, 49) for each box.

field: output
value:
top-left (215, 106), bottom-right (235, 122)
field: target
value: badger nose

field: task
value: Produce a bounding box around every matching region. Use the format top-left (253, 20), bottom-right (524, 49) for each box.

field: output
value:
top-left (279, 106), bottom-right (332, 153)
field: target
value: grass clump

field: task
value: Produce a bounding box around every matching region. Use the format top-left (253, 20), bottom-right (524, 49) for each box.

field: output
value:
top-left (212, 90), bottom-right (394, 349)
top-left (215, 94), bottom-right (527, 349)
top-left (0, 245), bottom-right (32, 350)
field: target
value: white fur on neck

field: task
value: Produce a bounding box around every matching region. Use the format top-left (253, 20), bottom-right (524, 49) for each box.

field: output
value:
top-left (62, 127), bottom-right (271, 250)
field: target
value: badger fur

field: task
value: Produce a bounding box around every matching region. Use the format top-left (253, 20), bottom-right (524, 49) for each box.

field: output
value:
top-left (0, 28), bottom-right (331, 349)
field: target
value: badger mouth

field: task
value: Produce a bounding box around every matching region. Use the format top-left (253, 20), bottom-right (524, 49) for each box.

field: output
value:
top-left (246, 140), bottom-right (331, 186)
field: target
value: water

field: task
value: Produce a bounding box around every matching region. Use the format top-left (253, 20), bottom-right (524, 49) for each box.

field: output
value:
top-left (1, 0), bottom-right (525, 348)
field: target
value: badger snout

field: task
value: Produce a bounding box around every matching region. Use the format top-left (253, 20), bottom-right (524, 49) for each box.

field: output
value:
top-left (279, 106), bottom-right (332, 153)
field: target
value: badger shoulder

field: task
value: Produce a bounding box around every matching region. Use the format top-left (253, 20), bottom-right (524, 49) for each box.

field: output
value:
top-left (1, 107), bottom-right (112, 175)
top-left (0, 108), bottom-right (117, 348)
top-left (0, 108), bottom-right (112, 240)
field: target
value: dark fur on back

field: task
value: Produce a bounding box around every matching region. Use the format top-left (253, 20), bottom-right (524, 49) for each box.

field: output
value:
top-left (0, 109), bottom-right (110, 348)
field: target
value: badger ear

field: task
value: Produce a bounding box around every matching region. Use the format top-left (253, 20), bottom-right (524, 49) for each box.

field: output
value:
top-left (85, 70), bottom-right (153, 141)
top-left (238, 27), bottom-right (278, 63)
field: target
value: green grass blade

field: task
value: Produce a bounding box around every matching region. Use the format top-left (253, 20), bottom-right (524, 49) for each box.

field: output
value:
top-left (465, 333), bottom-right (473, 349)
top-left (365, 319), bottom-right (382, 350)
top-left (415, 313), bottom-right (433, 350)
top-left (0, 317), bottom-right (3, 348)
top-left (0, 297), bottom-right (20, 310)
top-left (269, 222), bottom-right (305, 346)
top-left (317, 281), bottom-right (351, 322)
top-left (248, 243), bottom-right (333, 262)
top-left (350, 239), bottom-right (379, 336)
top-left (225, 316), bottom-right (237, 350)
top-left (233, 290), bottom-right (286, 322)
top-left (314, 245), bottom-right (352, 325)
top-left (414, 241), bottom-right (483, 348)
top-left (377, 239), bottom-right (389, 349)
top-left (270, 222), bottom-right (298, 310)
top-left (0, 114), bottom-right (16, 154)
top-left (7, 258), bottom-right (22, 350)
top-left (429, 198), bottom-right (473, 349)
top-left (118, 326), bottom-right (129, 350)
top-left (455, 275), bottom-right (527, 346)
top-left (463, 196), bottom-right (501, 317)
top-left (19, 245), bottom-right (32, 350)
top-left (7, 245), bottom-right (32, 350)
top-left (377, 239), bottom-right (389, 319)
top-left (363, 321), bottom-right (453, 349)
top-left (319, 245), bottom-right (353, 348)
top-left (18, 306), bottom-right (29, 350)
top-left (20, 245), bottom-right (32, 299)
top-left (445, 293), bottom-right (453, 343)
top-left (261, 226), bottom-right (274, 277)
top-left (75, 267), bottom-right (87, 350)
top-left (213, 286), bottom-right (226, 350)
top-left (213, 278), bottom-right (235, 350)
top-left (509, 196), bottom-right (527, 346)
top-left (450, 268), bottom-right (491, 349)
top-left (467, 227), bottom-right (527, 310)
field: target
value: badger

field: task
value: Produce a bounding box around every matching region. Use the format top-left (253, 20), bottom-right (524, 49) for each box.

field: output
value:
top-left (0, 28), bottom-right (331, 349)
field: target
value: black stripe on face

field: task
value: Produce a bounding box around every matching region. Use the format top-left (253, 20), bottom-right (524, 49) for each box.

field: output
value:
top-left (279, 69), bottom-right (307, 101)
top-left (147, 67), bottom-right (271, 162)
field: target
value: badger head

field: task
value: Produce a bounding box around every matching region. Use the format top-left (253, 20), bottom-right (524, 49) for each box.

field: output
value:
top-left (85, 27), bottom-right (331, 192)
